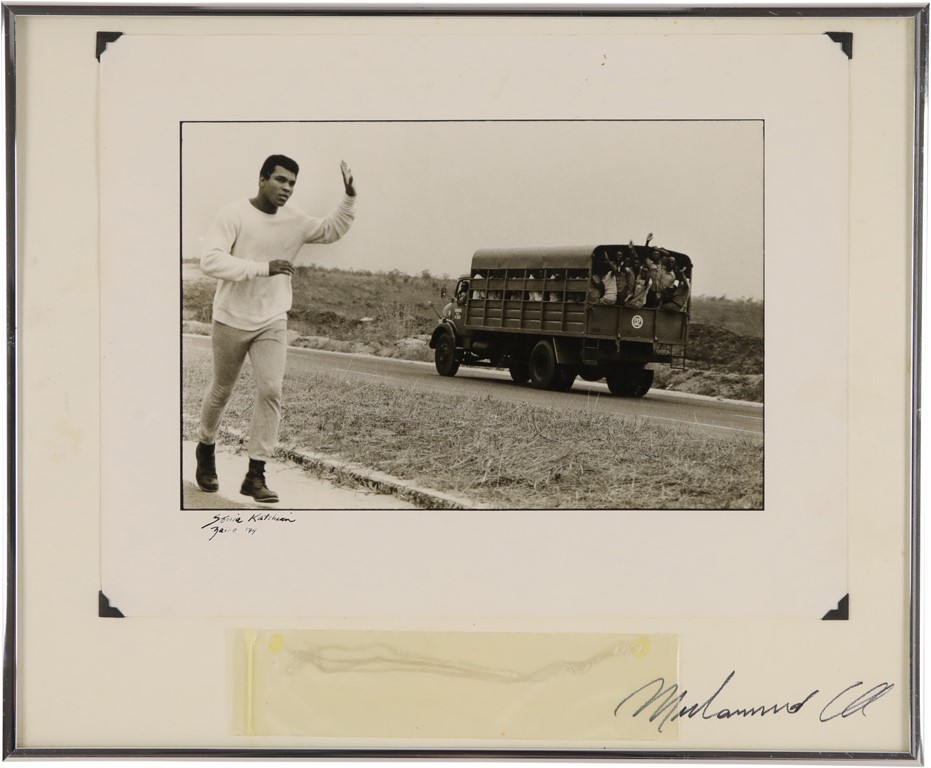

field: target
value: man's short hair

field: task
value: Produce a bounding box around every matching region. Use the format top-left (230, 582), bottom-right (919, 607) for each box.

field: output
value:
top-left (260, 154), bottom-right (300, 179)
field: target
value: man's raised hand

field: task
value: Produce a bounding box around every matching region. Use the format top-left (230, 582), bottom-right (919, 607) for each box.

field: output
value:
top-left (340, 160), bottom-right (356, 197)
top-left (268, 259), bottom-right (295, 277)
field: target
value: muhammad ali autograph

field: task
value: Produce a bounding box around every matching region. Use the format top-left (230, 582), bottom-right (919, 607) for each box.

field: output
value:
top-left (615, 671), bottom-right (894, 733)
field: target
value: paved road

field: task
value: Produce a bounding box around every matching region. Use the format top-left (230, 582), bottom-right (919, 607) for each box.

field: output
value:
top-left (184, 335), bottom-right (763, 438)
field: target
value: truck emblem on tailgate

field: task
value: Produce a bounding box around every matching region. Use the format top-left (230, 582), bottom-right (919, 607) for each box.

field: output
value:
top-left (631, 315), bottom-right (644, 329)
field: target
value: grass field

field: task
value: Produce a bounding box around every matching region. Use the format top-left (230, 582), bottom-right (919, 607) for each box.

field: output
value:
top-left (183, 347), bottom-right (763, 510)
top-left (689, 295), bottom-right (764, 338)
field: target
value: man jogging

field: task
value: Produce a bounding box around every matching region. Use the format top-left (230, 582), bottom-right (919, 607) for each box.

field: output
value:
top-left (195, 154), bottom-right (356, 503)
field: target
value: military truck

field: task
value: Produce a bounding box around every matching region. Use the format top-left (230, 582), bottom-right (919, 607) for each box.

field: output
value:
top-left (429, 244), bottom-right (692, 397)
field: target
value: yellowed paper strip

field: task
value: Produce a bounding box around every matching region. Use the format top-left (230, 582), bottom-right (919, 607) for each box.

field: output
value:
top-left (235, 631), bottom-right (678, 741)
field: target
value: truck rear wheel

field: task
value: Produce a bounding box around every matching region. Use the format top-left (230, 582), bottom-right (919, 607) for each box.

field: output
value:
top-left (606, 367), bottom-right (654, 397)
top-left (530, 341), bottom-right (576, 391)
top-left (434, 333), bottom-right (460, 376)
top-left (553, 367), bottom-right (577, 392)
top-left (529, 340), bottom-right (558, 389)
top-left (509, 362), bottom-right (530, 383)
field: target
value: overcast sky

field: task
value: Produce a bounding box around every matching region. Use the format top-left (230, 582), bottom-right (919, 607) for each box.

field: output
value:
top-left (181, 120), bottom-right (763, 299)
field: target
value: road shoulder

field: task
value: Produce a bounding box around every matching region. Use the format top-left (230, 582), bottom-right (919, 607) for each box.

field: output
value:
top-left (181, 441), bottom-right (418, 510)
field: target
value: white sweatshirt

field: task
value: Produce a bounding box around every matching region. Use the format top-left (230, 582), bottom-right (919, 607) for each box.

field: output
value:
top-left (200, 196), bottom-right (355, 330)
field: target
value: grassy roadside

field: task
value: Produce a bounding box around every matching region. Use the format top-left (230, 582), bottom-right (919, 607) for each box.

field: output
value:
top-left (183, 264), bottom-right (764, 402)
top-left (183, 348), bottom-right (763, 509)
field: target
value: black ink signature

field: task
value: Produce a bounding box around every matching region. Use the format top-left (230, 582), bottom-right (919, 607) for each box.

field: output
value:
top-left (201, 513), bottom-right (297, 541)
top-left (247, 512), bottom-right (296, 523)
top-left (201, 514), bottom-right (243, 541)
top-left (818, 681), bottom-right (895, 722)
top-left (615, 671), bottom-right (893, 734)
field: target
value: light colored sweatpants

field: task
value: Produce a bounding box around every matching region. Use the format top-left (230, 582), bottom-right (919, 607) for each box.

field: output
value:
top-left (198, 319), bottom-right (288, 462)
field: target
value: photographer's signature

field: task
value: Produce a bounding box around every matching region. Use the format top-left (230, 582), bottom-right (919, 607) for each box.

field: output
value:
top-left (615, 671), bottom-right (894, 733)
top-left (201, 512), bottom-right (297, 541)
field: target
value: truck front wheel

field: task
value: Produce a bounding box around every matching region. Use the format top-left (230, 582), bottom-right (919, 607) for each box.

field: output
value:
top-left (434, 333), bottom-right (460, 376)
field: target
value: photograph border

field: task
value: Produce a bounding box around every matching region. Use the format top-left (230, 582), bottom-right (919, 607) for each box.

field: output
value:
top-left (179, 117), bottom-right (766, 513)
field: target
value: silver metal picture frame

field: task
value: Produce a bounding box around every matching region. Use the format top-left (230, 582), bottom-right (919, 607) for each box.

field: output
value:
top-left (3, 2), bottom-right (924, 761)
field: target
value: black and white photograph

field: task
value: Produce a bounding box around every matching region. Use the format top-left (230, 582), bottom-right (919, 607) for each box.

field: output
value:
top-left (181, 120), bottom-right (764, 511)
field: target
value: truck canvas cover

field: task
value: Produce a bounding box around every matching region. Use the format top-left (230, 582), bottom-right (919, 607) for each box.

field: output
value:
top-left (471, 244), bottom-right (692, 274)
